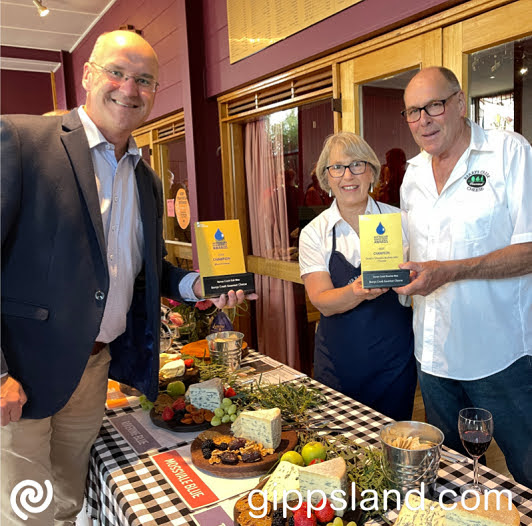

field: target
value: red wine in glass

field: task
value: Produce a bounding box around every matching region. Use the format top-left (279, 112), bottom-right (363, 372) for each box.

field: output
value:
top-left (458, 408), bottom-right (494, 495)
top-left (461, 430), bottom-right (492, 457)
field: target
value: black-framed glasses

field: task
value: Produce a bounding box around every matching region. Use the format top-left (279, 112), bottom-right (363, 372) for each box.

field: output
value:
top-left (401, 90), bottom-right (460, 123)
top-left (326, 161), bottom-right (368, 178)
top-left (90, 62), bottom-right (159, 93)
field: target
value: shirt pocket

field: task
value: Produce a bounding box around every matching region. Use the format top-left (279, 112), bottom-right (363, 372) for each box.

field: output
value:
top-left (451, 189), bottom-right (495, 243)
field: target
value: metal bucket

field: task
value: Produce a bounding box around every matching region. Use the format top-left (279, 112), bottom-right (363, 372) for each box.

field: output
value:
top-left (380, 421), bottom-right (444, 498)
top-left (206, 331), bottom-right (244, 371)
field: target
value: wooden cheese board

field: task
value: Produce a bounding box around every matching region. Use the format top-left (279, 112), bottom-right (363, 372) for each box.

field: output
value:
top-left (190, 423), bottom-right (298, 479)
top-left (158, 366), bottom-right (200, 391)
top-left (234, 476), bottom-right (363, 526)
top-left (149, 407), bottom-right (211, 433)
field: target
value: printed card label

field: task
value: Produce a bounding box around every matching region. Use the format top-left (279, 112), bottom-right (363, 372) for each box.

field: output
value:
top-left (151, 450), bottom-right (219, 509)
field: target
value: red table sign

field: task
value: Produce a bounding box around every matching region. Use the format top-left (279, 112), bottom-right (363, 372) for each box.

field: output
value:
top-left (151, 450), bottom-right (219, 509)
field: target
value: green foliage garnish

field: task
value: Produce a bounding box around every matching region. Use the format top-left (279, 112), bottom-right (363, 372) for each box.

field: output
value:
top-left (239, 380), bottom-right (326, 424)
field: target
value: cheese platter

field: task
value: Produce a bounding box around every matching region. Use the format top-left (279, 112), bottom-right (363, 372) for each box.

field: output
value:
top-left (149, 407), bottom-right (212, 433)
top-left (233, 463), bottom-right (363, 526)
top-left (190, 423), bottom-right (298, 478)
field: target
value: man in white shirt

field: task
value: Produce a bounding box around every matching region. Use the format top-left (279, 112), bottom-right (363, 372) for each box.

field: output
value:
top-left (396, 67), bottom-right (532, 487)
top-left (0, 31), bottom-right (253, 525)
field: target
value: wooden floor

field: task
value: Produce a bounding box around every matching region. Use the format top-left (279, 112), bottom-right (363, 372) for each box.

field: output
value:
top-left (412, 383), bottom-right (513, 481)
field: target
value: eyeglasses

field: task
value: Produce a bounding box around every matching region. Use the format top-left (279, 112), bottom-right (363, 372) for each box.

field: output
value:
top-left (401, 91), bottom-right (460, 123)
top-left (326, 161), bottom-right (368, 178)
top-left (90, 62), bottom-right (159, 93)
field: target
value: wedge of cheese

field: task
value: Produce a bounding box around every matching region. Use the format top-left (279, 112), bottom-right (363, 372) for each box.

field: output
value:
top-left (186, 377), bottom-right (223, 411)
top-left (299, 457), bottom-right (348, 516)
top-left (395, 495), bottom-right (520, 526)
top-left (262, 461), bottom-right (301, 503)
top-left (159, 358), bottom-right (185, 379)
top-left (231, 408), bottom-right (282, 449)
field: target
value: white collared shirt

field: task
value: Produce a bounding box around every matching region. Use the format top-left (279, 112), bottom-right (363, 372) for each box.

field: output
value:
top-left (299, 197), bottom-right (409, 276)
top-left (401, 119), bottom-right (532, 380)
top-left (79, 107), bottom-right (145, 343)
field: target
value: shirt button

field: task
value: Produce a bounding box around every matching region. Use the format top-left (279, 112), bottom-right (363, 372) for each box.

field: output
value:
top-left (114, 196), bottom-right (118, 202)
top-left (109, 254), bottom-right (114, 261)
top-left (95, 291), bottom-right (105, 301)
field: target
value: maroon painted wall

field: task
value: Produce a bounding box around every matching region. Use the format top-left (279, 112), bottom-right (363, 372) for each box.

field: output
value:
top-left (1, 70), bottom-right (54, 115)
top-left (203, 0), bottom-right (465, 97)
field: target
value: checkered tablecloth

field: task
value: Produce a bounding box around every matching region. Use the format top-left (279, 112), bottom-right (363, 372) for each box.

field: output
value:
top-left (86, 353), bottom-right (532, 525)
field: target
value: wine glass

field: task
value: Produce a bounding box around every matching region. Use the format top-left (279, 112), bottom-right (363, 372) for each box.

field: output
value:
top-left (458, 407), bottom-right (494, 495)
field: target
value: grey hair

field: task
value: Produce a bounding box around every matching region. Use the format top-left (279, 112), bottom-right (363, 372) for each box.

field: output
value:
top-left (435, 67), bottom-right (461, 92)
top-left (315, 132), bottom-right (380, 192)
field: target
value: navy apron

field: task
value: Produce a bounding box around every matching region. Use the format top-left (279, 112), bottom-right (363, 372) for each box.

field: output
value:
top-left (314, 214), bottom-right (416, 421)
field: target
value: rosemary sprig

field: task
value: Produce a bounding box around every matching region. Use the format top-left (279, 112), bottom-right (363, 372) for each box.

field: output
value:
top-left (238, 380), bottom-right (326, 424)
top-left (319, 434), bottom-right (393, 519)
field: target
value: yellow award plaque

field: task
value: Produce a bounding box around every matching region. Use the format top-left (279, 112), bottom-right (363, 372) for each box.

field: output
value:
top-left (359, 213), bottom-right (409, 288)
top-left (194, 220), bottom-right (255, 297)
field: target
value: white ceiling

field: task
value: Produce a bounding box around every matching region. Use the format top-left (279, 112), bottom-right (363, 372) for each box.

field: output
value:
top-left (0, 0), bottom-right (116, 72)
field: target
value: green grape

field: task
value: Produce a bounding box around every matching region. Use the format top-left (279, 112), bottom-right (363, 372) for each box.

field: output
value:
top-left (141, 401), bottom-right (154, 411)
top-left (230, 414), bottom-right (238, 422)
top-left (214, 408), bottom-right (225, 418)
top-left (333, 517), bottom-right (343, 526)
top-left (346, 522), bottom-right (357, 526)
top-left (221, 415), bottom-right (231, 423)
top-left (326, 523), bottom-right (334, 526)
top-left (227, 405), bottom-right (237, 415)
top-left (222, 397), bottom-right (233, 407)
top-left (211, 417), bottom-right (222, 426)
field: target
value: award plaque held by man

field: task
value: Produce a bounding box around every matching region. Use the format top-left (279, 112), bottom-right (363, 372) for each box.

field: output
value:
top-left (195, 220), bottom-right (255, 298)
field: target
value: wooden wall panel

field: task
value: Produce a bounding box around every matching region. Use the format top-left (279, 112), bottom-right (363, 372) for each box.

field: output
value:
top-left (202, 0), bottom-right (464, 98)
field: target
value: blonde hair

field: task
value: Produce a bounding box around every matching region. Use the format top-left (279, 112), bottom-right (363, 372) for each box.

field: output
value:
top-left (315, 132), bottom-right (380, 192)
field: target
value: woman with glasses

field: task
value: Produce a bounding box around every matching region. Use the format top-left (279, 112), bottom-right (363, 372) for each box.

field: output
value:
top-left (299, 132), bottom-right (416, 421)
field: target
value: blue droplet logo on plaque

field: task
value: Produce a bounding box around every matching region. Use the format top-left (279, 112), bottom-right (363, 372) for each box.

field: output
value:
top-left (214, 229), bottom-right (225, 241)
top-left (376, 222), bottom-right (386, 235)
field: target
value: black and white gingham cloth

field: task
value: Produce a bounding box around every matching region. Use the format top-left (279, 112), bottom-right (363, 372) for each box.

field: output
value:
top-left (86, 352), bottom-right (532, 525)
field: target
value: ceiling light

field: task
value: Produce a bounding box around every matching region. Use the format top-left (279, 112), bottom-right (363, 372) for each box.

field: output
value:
top-left (490, 75), bottom-right (495, 79)
top-left (33, 0), bottom-right (49, 17)
top-left (520, 67), bottom-right (528, 75)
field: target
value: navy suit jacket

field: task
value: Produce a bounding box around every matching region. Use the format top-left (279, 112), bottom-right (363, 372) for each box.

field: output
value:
top-left (1, 111), bottom-right (191, 418)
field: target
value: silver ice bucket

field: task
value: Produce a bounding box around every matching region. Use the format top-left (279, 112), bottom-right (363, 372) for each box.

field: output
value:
top-left (380, 421), bottom-right (444, 498)
top-left (206, 331), bottom-right (244, 371)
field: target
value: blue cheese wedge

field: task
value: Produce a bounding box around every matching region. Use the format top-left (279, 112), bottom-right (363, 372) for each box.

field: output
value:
top-left (186, 378), bottom-right (223, 411)
top-left (299, 457), bottom-right (348, 517)
top-left (395, 495), bottom-right (519, 526)
top-left (262, 461), bottom-right (301, 503)
top-left (230, 408), bottom-right (282, 449)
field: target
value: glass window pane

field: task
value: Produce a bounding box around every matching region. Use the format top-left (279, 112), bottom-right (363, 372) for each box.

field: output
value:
top-left (361, 69), bottom-right (420, 207)
top-left (160, 138), bottom-right (191, 244)
top-left (469, 36), bottom-right (532, 143)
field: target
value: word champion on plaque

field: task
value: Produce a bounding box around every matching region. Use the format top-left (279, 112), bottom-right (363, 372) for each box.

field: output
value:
top-left (194, 220), bottom-right (255, 297)
top-left (359, 213), bottom-right (410, 288)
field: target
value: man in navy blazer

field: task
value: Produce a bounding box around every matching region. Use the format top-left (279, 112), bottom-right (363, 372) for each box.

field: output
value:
top-left (1, 30), bottom-right (252, 525)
